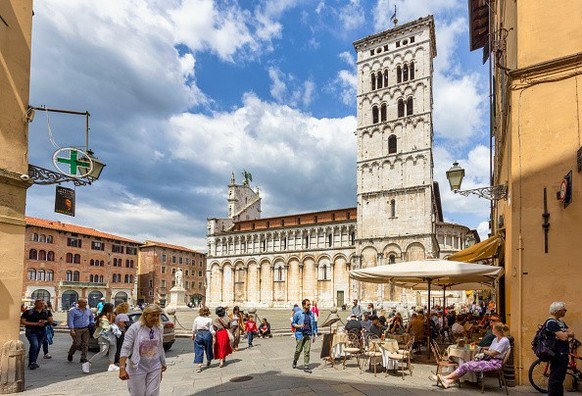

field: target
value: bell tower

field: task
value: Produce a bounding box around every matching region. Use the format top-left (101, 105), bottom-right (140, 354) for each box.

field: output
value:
top-left (353, 16), bottom-right (439, 301)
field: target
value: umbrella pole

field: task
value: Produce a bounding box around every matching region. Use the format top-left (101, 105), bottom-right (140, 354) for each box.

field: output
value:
top-left (427, 279), bottom-right (431, 358)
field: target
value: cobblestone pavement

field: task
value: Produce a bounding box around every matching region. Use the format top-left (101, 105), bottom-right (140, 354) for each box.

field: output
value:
top-left (21, 320), bottom-right (539, 396)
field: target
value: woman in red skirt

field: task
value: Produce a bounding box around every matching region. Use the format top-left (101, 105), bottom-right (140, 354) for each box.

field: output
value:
top-left (212, 306), bottom-right (232, 367)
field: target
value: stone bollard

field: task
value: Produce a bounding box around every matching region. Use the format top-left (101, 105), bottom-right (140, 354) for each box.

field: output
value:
top-left (0, 340), bottom-right (25, 394)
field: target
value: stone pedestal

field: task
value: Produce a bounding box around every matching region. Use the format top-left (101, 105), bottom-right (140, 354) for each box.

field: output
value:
top-left (165, 287), bottom-right (189, 312)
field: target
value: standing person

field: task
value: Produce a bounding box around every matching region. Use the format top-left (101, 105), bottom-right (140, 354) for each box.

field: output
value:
top-left (67, 298), bottom-right (94, 363)
top-left (310, 300), bottom-right (320, 337)
top-left (192, 306), bottom-right (215, 373)
top-left (83, 302), bottom-right (118, 373)
top-left (114, 302), bottom-right (131, 366)
top-left (228, 306), bottom-right (243, 352)
top-left (244, 315), bottom-right (258, 348)
top-left (291, 298), bottom-right (316, 373)
top-left (42, 301), bottom-right (53, 359)
top-left (546, 302), bottom-right (575, 396)
top-left (351, 299), bottom-right (363, 320)
top-left (213, 306), bottom-right (233, 368)
top-left (119, 304), bottom-right (167, 396)
top-left (96, 297), bottom-right (106, 315)
top-left (20, 299), bottom-right (53, 369)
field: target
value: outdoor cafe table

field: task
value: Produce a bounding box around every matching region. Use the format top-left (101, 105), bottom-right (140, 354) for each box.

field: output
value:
top-left (370, 339), bottom-right (399, 370)
top-left (385, 333), bottom-right (410, 347)
top-left (331, 332), bottom-right (350, 359)
top-left (447, 344), bottom-right (479, 382)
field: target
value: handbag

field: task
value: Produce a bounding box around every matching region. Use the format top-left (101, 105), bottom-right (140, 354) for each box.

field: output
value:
top-left (474, 352), bottom-right (491, 361)
top-left (220, 319), bottom-right (235, 346)
top-left (110, 323), bottom-right (122, 338)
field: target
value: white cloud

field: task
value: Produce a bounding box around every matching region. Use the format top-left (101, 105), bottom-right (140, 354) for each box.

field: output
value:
top-left (267, 67), bottom-right (316, 108)
top-left (268, 67), bottom-right (287, 103)
top-left (339, 0), bottom-right (366, 31)
top-left (373, 0), bottom-right (462, 32)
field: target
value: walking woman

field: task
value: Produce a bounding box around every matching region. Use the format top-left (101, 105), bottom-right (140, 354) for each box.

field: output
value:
top-left (213, 306), bottom-right (232, 368)
top-left (119, 304), bottom-right (167, 396)
top-left (83, 302), bottom-right (118, 373)
top-left (114, 302), bottom-right (131, 366)
top-left (228, 306), bottom-right (243, 351)
top-left (192, 306), bottom-right (215, 372)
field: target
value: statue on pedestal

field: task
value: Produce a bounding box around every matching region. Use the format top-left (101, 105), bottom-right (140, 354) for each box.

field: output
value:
top-left (174, 269), bottom-right (183, 288)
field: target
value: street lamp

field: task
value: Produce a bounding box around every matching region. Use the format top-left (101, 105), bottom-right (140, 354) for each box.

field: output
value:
top-left (446, 161), bottom-right (508, 201)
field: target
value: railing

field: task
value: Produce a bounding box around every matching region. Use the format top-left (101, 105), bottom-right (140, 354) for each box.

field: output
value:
top-left (59, 281), bottom-right (107, 288)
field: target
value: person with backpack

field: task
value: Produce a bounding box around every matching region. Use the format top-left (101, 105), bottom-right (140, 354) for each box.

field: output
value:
top-left (546, 302), bottom-right (575, 396)
top-left (20, 299), bottom-right (53, 369)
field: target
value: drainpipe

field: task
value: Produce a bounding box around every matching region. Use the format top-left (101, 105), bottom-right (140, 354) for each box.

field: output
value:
top-left (517, 234), bottom-right (524, 384)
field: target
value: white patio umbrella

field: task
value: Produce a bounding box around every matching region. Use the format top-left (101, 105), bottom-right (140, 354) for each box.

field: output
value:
top-left (349, 260), bottom-right (504, 355)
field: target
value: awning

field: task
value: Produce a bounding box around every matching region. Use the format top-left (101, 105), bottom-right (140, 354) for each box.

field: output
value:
top-left (446, 234), bottom-right (503, 263)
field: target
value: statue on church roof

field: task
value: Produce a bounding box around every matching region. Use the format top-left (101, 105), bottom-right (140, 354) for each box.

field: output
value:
top-left (242, 169), bottom-right (252, 186)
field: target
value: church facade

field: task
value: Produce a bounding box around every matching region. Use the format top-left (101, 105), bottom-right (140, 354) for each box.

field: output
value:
top-left (206, 16), bottom-right (473, 308)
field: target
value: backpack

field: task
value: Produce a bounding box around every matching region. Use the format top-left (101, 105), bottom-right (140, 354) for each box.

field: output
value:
top-left (532, 319), bottom-right (556, 362)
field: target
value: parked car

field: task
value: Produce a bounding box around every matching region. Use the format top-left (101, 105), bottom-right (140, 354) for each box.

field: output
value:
top-left (88, 311), bottom-right (175, 352)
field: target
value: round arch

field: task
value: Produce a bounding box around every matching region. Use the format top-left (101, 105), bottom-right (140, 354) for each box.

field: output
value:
top-left (61, 290), bottom-right (79, 311)
top-left (31, 289), bottom-right (51, 303)
top-left (114, 291), bottom-right (128, 306)
top-left (88, 290), bottom-right (104, 308)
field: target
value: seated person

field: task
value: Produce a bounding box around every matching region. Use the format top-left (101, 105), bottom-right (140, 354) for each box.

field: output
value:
top-left (387, 315), bottom-right (405, 335)
top-left (378, 315), bottom-right (388, 332)
top-left (439, 323), bottom-right (510, 389)
top-left (360, 313), bottom-right (372, 332)
top-left (345, 315), bottom-right (362, 335)
top-left (367, 315), bottom-right (383, 338)
top-left (451, 315), bottom-right (467, 338)
top-left (408, 313), bottom-right (425, 338)
top-left (259, 318), bottom-right (272, 338)
top-left (478, 314), bottom-right (501, 347)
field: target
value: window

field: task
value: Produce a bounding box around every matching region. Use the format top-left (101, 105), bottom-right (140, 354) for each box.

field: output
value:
top-left (149, 279), bottom-right (153, 287)
top-left (28, 269), bottom-right (36, 280)
top-left (406, 97), bottom-right (413, 115)
top-left (39, 234), bottom-right (46, 243)
top-left (372, 106), bottom-right (379, 123)
top-left (161, 280), bottom-right (166, 288)
top-left (274, 264), bottom-right (284, 281)
top-left (388, 135), bottom-right (397, 154)
top-left (67, 237), bottom-right (81, 248)
top-left (403, 64), bottom-right (409, 81)
top-left (125, 274), bottom-right (131, 283)
top-left (389, 254), bottom-right (396, 264)
top-left (318, 264), bottom-right (330, 280)
top-left (371, 73), bottom-right (376, 90)
top-left (377, 71), bottom-right (383, 89)
top-left (126, 246), bottom-right (137, 255)
top-left (410, 36), bottom-right (415, 43)
top-left (304, 235), bottom-right (309, 249)
top-left (161, 254), bottom-right (167, 263)
top-left (112, 244), bottom-right (124, 253)
top-left (179, 257), bottom-right (183, 264)
top-left (409, 61), bottom-right (415, 79)
top-left (296, 217), bottom-right (301, 225)
top-left (46, 235), bottom-right (53, 243)
top-left (46, 270), bottom-right (54, 281)
top-left (38, 250), bottom-right (46, 261)
top-left (29, 249), bottom-right (37, 260)
top-left (350, 232), bottom-right (356, 245)
top-left (397, 66), bottom-right (402, 83)
top-left (198, 282), bottom-right (203, 289)
top-left (161, 266), bottom-right (166, 274)
top-left (73, 271), bottom-right (80, 281)
top-left (260, 240), bottom-right (266, 252)
top-left (66, 253), bottom-right (73, 263)
top-left (383, 70), bottom-right (389, 87)
top-left (327, 234), bottom-right (333, 247)
top-left (282, 237), bottom-right (287, 250)
top-left (281, 219), bottom-right (285, 226)
top-left (380, 103), bottom-right (387, 121)
top-left (397, 99), bottom-right (404, 117)
top-left (31, 233), bottom-right (38, 242)
top-left (100, 260), bottom-right (105, 267)
top-left (74, 254), bottom-right (81, 264)
top-left (47, 251), bottom-right (55, 261)
top-left (185, 270), bottom-right (189, 276)
top-left (36, 269), bottom-right (45, 281)
top-left (66, 271), bottom-right (73, 281)
top-left (198, 271), bottom-right (203, 277)
top-left (172, 256), bottom-right (176, 263)
top-left (91, 241), bottom-right (104, 251)
top-left (390, 199), bottom-right (396, 217)
top-left (396, 40), bottom-right (400, 48)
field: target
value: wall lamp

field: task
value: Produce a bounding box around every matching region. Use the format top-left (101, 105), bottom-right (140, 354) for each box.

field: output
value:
top-left (446, 161), bottom-right (508, 201)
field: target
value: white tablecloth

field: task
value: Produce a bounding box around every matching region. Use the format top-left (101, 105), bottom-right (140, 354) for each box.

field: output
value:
top-left (447, 345), bottom-right (478, 382)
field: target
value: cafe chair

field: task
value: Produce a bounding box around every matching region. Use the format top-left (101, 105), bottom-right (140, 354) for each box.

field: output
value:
top-left (387, 338), bottom-right (414, 379)
top-left (477, 347), bottom-right (511, 394)
top-left (363, 335), bottom-right (383, 377)
top-left (343, 332), bottom-right (364, 370)
top-left (429, 340), bottom-right (459, 387)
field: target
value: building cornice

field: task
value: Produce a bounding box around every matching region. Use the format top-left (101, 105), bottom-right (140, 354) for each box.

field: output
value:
top-left (509, 51), bottom-right (582, 82)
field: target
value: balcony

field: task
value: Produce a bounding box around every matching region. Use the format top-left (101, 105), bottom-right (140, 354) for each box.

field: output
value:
top-left (59, 280), bottom-right (107, 288)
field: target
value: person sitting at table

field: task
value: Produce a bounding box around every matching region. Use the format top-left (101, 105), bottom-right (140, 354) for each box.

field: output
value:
top-left (367, 315), bottom-right (383, 338)
top-left (451, 315), bottom-right (467, 338)
top-left (378, 316), bottom-right (388, 332)
top-left (477, 314), bottom-right (501, 347)
top-left (438, 322), bottom-right (511, 389)
top-left (345, 315), bottom-right (362, 335)
top-left (360, 313), bottom-right (372, 333)
top-left (387, 314), bottom-right (404, 335)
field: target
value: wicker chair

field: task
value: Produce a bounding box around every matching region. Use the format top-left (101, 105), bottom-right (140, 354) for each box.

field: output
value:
top-left (363, 335), bottom-right (384, 376)
top-left (387, 337), bottom-right (414, 379)
top-left (343, 332), bottom-right (364, 370)
top-left (430, 340), bottom-right (460, 387)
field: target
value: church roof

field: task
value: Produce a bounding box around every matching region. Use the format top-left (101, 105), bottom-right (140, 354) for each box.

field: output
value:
top-left (142, 240), bottom-right (202, 254)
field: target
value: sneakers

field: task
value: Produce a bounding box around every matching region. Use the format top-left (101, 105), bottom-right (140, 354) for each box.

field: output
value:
top-left (292, 361), bottom-right (297, 369)
top-left (67, 353), bottom-right (73, 362)
top-left (107, 364), bottom-right (120, 372)
top-left (28, 363), bottom-right (39, 370)
top-left (82, 362), bottom-right (91, 374)
top-left (303, 367), bottom-right (312, 373)
top-left (43, 354), bottom-right (52, 359)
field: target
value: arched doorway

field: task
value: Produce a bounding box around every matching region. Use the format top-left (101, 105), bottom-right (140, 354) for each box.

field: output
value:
top-left (61, 290), bottom-right (78, 311)
top-left (88, 290), bottom-right (104, 308)
top-left (190, 293), bottom-right (204, 307)
top-left (31, 289), bottom-right (51, 303)
top-left (114, 291), bottom-right (128, 306)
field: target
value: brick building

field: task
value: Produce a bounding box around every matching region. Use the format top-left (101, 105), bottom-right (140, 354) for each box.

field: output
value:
top-left (24, 217), bottom-right (140, 310)
top-left (138, 241), bottom-right (206, 307)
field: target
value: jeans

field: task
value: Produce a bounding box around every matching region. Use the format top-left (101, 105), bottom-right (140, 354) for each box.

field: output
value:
top-left (248, 332), bottom-right (254, 346)
top-left (25, 329), bottom-right (45, 366)
top-left (194, 331), bottom-right (213, 364)
top-left (548, 353), bottom-right (569, 396)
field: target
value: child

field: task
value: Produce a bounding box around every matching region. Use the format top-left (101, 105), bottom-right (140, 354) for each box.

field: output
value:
top-left (244, 315), bottom-right (258, 348)
top-left (259, 318), bottom-right (272, 338)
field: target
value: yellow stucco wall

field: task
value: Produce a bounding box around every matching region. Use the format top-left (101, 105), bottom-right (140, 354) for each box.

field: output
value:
top-left (0, 1), bottom-right (33, 347)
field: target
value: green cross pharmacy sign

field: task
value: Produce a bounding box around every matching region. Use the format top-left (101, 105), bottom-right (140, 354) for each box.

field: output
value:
top-left (52, 147), bottom-right (93, 178)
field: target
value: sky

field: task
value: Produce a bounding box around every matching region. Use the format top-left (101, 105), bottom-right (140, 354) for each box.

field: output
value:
top-left (26, 0), bottom-right (493, 251)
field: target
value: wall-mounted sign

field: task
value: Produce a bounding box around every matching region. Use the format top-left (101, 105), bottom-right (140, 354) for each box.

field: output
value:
top-left (52, 147), bottom-right (93, 178)
top-left (55, 186), bottom-right (75, 216)
top-left (557, 171), bottom-right (573, 208)
top-left (577, 146), bottom-right (582, 173)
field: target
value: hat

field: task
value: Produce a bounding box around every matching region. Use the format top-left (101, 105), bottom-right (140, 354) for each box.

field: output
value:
top-left (100, 297), bottom-right (105, 301)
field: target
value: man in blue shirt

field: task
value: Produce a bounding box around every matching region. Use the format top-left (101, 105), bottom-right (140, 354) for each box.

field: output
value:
top-left (66, 298), bottom-right (95, 363)
top-left (292, 299), bottom-right (316, 373)
top-left (96, 297), bottom-right (105, 314)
